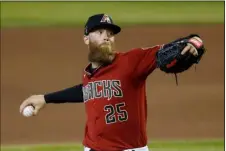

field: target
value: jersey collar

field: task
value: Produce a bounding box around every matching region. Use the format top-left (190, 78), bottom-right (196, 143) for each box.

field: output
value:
top-left (84, 52), bottom-right (120, 76)
top-left (84, 63), bottom-right (102, 76)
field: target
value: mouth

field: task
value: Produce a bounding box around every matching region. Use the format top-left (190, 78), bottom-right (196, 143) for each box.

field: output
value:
top-left (101, 42), bottom-right (110, 46)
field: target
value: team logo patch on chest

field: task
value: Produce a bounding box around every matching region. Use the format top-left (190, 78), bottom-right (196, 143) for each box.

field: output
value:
top-left (83, 80), bottom-right (123, 102)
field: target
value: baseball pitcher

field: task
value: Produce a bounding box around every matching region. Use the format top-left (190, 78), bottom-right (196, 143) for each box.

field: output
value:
top-left (19, 14), bottom-right (206, 151)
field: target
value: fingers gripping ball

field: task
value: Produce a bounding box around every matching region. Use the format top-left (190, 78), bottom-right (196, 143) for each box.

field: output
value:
top-left (22, 105), bottom-right (35, 117)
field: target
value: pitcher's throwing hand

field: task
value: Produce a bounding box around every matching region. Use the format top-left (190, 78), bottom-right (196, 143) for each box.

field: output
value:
top-left (20, 95), bottom-right (45, 116)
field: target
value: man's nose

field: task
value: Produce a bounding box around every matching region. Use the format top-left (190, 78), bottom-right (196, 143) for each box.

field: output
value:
top-left (104, 37), bottom-right (109, 41)
top-left (102, 31), bottom-right (110, 41)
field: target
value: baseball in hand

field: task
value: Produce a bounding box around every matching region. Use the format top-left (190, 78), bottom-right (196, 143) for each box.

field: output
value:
top-left (22, 105), bottom-right (34, 117)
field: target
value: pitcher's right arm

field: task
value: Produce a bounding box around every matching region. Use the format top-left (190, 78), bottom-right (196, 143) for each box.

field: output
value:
top-left (19, 84), bottom-right (84, 116)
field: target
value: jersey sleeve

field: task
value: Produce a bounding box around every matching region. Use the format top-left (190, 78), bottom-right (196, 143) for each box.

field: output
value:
top-left (128, 45), bottom-right (162, 79)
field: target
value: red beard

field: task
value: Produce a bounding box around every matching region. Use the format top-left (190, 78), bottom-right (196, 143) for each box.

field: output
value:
top-left (88, 41), bottom-right (116, 65)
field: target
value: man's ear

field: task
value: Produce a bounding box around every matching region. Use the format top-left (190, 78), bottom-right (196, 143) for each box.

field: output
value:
top-left (83, 35), bottom-right (89, 45)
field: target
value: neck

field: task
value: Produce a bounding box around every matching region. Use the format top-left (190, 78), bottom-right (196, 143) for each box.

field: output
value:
top-left (90, 53), bottom-right (116, 69)
top-left (91, 62), bottom-right (100, 68)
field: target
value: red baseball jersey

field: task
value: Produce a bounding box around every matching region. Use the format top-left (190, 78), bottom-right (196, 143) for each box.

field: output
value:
top-left (82, 45), bottom-right (161, 151)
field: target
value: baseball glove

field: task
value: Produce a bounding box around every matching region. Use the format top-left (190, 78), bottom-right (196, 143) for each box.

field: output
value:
top-left (156, 34), bottom-right (206, 74)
